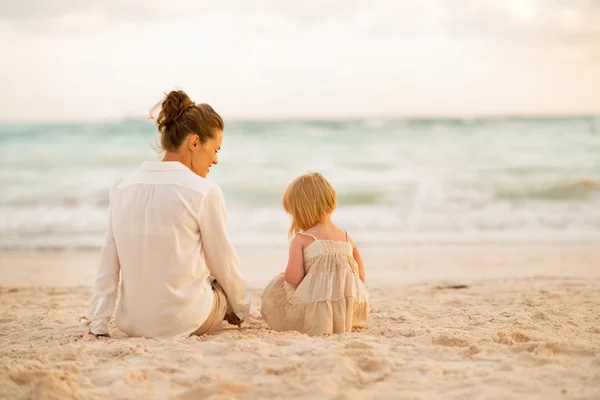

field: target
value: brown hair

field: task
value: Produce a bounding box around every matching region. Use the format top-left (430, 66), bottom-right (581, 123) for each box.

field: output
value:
top-left (150, 90), bottom-right (224, 152)
top-left (282, 172), bottom-right (337, 240)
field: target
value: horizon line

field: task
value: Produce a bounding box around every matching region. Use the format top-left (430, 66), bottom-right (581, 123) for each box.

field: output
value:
top-left (0, 112), bottom-right (599, 124)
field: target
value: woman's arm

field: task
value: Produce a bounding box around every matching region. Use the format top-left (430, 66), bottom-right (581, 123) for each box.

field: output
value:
top-left (348, 235), bottom-right (365, 283)
top-left (284, 235), bottom-right (306, 286)
top-left (84, 184), bottom-right (121, 337)
top-left (199, 185), bottom-right (250, 323)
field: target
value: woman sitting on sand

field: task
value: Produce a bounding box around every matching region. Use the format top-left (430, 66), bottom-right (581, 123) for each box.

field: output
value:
top-left (261, 172), bottom-right (370, 335)
top-left (81, 89), bottom-right (250, 339)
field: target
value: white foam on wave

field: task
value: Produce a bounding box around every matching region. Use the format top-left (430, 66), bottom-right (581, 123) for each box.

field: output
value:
top-left (1, 117), bottom-right (599, 249)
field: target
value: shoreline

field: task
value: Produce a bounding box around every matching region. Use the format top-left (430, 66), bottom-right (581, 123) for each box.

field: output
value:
top-left (3, 230), bottom-right (600, 251)
top-left (2, 242), bottom-right (599, 289)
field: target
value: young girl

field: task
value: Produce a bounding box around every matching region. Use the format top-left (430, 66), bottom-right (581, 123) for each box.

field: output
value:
top-left (261, 172), bottom-right (370, 335)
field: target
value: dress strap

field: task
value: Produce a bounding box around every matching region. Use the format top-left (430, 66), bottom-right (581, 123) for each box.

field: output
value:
top-left (297, 231), bottom-right (318, 241)
top-left (345, 231), bottom-right (349, 242)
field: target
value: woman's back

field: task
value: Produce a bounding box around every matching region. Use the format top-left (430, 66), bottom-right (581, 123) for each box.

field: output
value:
top-left (110, 161), bottom-right (216, 338)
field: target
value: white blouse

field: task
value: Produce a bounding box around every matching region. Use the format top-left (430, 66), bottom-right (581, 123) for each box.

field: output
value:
top-left (82, 161), bottom-right (250, 339)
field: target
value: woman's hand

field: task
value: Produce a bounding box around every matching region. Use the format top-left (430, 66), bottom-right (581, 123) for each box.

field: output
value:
top-left (89, 331), bottom-right (111, 338)
top-left (225, 312), bottom-right (243, 328)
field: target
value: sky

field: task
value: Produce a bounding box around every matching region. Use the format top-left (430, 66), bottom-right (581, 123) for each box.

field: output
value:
top-left (0, 0), bottom-right (599, 121)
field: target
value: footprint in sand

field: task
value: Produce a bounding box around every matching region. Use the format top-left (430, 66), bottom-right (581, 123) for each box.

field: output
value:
top-left (494, 331), bottom-right (532, 345)
top-left (432, 335), bottom-right (470, 347)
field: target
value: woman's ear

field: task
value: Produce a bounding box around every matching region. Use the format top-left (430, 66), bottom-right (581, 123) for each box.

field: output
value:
top-left (188, 134), bottom-right (199, 151)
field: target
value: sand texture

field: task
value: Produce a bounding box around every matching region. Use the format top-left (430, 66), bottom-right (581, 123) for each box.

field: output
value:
top-left (1, 244), bottom-right (599, 399)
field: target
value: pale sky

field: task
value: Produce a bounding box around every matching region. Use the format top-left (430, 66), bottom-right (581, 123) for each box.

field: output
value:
top-left (0, 0), bottom-right (599, 121)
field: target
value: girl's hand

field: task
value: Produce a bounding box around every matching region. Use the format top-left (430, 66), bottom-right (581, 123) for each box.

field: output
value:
top-left (348, 235), bottom-right (366, 283)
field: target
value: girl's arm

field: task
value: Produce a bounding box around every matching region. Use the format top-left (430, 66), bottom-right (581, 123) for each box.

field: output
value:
top-left (348, 235), bottom-right (365, 283)
top-left (284, 234), bottom-right (307, 285)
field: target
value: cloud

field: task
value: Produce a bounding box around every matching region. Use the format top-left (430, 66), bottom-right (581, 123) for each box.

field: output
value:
top-left (0, 0), bottom-right (90, 19)
top-left (0, 0), bottom-right (598, 120)
top-left (2, 0), bottom-right (599, 41)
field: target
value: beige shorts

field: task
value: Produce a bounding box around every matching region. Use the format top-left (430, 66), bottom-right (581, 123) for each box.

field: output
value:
top-left (191, 280), bottom-right (229, 336)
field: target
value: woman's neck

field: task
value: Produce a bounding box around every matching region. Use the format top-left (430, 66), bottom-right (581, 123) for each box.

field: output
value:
top-left (162, 152), bottom-right (190, 169)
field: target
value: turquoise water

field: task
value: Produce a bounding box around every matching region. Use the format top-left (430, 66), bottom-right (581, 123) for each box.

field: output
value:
top-left (1, 117), bottom-right (599, 248)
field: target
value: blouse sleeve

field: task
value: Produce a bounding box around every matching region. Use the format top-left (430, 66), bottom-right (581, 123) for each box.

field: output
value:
top-left (198, 185), bottom-right (250, 321)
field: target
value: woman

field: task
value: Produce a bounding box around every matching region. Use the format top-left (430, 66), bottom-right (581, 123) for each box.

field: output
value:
top-left (81, 90), bottom-right (250, 339)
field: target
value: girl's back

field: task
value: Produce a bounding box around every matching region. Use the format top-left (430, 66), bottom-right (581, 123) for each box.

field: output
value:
top-left (297, 226), bottom-right (357, 276)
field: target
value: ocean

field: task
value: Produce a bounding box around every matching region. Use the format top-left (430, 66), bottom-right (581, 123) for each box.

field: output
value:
top-left (1, 117), bottom-right (599, 249)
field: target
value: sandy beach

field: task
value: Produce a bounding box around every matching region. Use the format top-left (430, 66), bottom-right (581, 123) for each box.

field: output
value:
top-left (1, 242), bottom-right (599, 399)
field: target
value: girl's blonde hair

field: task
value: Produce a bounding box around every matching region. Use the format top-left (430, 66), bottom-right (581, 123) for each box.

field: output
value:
top-left (282, 172), bottom-right (337, 239)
